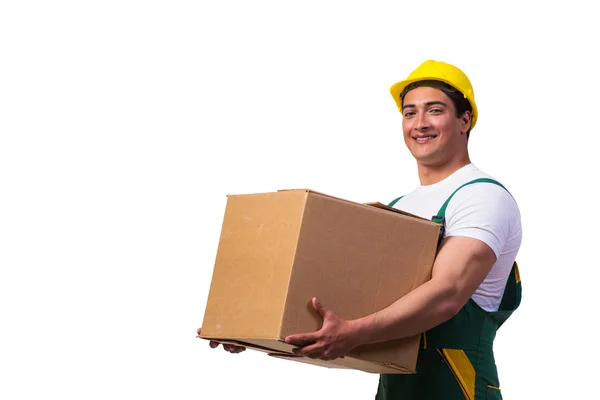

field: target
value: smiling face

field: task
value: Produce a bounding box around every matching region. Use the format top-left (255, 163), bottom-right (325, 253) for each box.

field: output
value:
top-left (401, 85), bottom-right (472, 169)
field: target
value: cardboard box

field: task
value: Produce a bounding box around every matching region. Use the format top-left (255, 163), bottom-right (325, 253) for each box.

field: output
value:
top-left (199, 189), bottom-right (441, 374)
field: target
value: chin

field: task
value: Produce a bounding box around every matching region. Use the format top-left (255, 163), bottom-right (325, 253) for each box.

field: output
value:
top-left (414, 153), bottom-right (443, 166)
top-left (410, 150), bottom-right (435, 162)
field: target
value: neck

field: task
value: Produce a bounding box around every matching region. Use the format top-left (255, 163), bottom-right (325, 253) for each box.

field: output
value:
top-left (417, 156), bottom-right (471, 186)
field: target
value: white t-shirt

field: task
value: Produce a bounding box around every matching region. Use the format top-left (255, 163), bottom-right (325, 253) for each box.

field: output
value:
top-left (391, 163), bottom-right (522, 312)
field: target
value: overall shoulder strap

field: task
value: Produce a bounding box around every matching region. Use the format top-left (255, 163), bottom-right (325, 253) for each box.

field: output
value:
top-left (435, 177), bottom-right (508, 219)
top-left (388, 195), bottom-right (404, 207)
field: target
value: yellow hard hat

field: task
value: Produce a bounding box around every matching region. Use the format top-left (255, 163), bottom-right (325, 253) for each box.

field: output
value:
top-left (390, 60), bottom-right (478, 130)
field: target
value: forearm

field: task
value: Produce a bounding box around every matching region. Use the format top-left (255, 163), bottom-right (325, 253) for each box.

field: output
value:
top-left (351, 278), bottom-right (460, 345)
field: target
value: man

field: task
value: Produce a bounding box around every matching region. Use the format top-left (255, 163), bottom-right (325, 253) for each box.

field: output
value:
top-left (200, 60), bottom-right (522, 399)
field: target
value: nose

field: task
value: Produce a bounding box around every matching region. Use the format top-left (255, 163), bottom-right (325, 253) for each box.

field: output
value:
top-left (415, 112), bottom-right (429, 131)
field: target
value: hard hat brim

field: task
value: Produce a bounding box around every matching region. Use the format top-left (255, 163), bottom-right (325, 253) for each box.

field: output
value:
top-left (390, 77), bottom-right (478, 130)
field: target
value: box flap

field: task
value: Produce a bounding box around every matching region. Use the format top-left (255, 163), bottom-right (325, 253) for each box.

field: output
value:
top-left (278, 190), bottom-right (441, 226)
top-left (268, 353), bottom-right (415, 374)
top-left (250, 189), bottom-right (440, 227)
top-left (267, 353), bottom-right (353, 369)
top-left (277, 188), bottom-right (311, 193)
top-left (198, 337), bottom-right (291, 356)
top-left (365, 201), bottom-right (441, 224)
top-left (199, 335), bottom-right (416, 374)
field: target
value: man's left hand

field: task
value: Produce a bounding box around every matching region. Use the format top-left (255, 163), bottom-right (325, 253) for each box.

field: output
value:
top-left (284, 297), bottom-right (360, 360)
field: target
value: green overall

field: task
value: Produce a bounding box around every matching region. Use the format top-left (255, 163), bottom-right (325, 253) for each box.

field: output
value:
top-left (376, 178), bottom-right (522, 400)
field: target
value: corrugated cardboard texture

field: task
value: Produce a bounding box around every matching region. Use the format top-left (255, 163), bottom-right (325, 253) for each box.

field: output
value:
top-left (200, 190), bottom-right (307, 339)
top-left (200, 189), bottom-right (441, 374)
top-left (281, 191), bottom-right (439, 336)
top-left (279, 191), bottom-right (438, 371)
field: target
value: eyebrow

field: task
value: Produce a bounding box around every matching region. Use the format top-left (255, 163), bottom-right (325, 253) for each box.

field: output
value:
top-left (402, 100), bottom-right (448, 110)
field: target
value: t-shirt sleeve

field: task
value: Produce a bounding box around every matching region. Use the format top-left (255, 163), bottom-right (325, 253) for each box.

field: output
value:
top-left (444, 183), bottom-right (520, 259)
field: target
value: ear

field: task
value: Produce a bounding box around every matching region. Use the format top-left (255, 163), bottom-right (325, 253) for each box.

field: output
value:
top-left (460, 111), bottom-right (472, 135)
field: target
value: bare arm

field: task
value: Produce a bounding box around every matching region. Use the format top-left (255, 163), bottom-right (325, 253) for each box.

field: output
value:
top-left (285, 235), bottom-right (497, 359)
top-left (351, 235), bottom-right (497, 344)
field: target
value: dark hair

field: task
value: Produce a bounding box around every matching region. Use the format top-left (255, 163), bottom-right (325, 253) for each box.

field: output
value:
top-left (400, 80), bottom-right (473, 137)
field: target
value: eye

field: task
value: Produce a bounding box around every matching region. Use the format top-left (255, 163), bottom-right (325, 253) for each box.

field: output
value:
top-left (403, 110), bottom-right (416, 118)
top-left (429, 108), bottom-right (443, 114)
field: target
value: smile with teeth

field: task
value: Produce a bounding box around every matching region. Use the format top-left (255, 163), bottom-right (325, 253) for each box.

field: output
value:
top-left (414, 136), bottom-right (437, 141)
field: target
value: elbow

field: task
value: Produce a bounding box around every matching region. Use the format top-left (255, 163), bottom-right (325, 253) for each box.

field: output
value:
top-left (437, 292), bottom-right (466, 322)
top-left (434, 280), bottom-right (472, 322)
top-left (438, 300), bottom-right (461, 322)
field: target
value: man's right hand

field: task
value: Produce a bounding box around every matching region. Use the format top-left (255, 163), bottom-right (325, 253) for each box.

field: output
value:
top-left (197, 328), bottom-right (246, 354)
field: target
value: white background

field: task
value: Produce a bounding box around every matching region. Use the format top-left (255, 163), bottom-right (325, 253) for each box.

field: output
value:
top-left (1, 1), bottom-right (597, 399)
